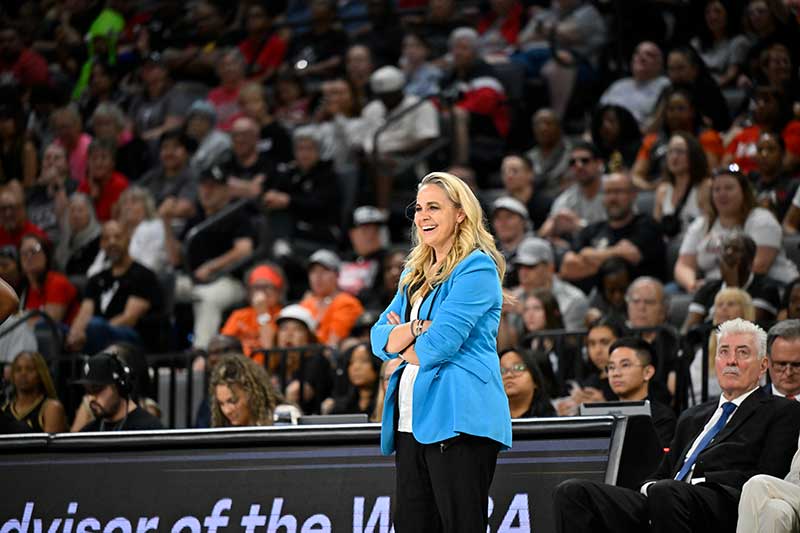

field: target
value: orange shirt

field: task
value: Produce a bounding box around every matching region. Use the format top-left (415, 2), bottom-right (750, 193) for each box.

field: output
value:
top-left (300, 292), bottom-right (364, 344)
top-left (636, 129), bottom-right (724, 163)
top-left (725, 121), bottom-right (800, 174)
top-left (220, 304), bottom-right (282, 364)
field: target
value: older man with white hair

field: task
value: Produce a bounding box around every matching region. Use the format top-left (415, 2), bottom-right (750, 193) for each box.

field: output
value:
top-left (736, 320), bottom-right (800, 533)
top-left (554, 317), bottom-right (800, 533)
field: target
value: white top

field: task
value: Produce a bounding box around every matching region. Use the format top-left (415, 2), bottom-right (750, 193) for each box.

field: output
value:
top-left (398, 298), bottom-right (423, 433)
top-left (661, 183), bottom-right (704, 236)
top-left (772, 385), bottom-right (800, 400)
top-left (689, 347), bottom-right (721, 407)
top-left (678, 387), bottom-right (759, 482)
top-left (599, 76), bottom-right (671, 127)
top-left (361, 95), bottom-right (440, 155)
top-left (679, 207), bottom-right (799, 284)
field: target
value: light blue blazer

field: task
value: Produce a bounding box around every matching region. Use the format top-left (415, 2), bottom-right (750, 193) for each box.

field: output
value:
top-left (370, 249), bottom-right (513, 455)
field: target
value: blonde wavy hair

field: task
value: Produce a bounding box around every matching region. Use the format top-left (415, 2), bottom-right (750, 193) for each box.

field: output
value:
top-left (401, 172), bottom-right (506, 303)
top-left (209, 354), bottom-right (278, 427)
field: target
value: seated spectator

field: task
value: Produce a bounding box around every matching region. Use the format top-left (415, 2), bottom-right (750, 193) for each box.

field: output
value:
top-left (194, 334), bottom-right (243, 428)
top-left (89, 103), bottom-right (151, 182)
top-left (325, 342), bottom-right (381, 416)
top-left (626, 277), bottom-right (677, 403)
top-left (166, 165), bottom-right (255, 349)
top-left (590, 104), bottom-right (642, 170)
top-left (221, 264), bottom-right (285, 363)
top-left (560, 172), bottom-right (667, 288)
top-left (139, 129), bottom-right (198, 223)
top-left (237, 83), bottom-right (293, 165)
top-left (362, 66), bottom-right (440, 210)
top-left (117, 187), bottom-right (168, 274)
top-left (517, 289), bottom-right (579, 399)
top-left (491, 196), bottom-right (532, 288)
top-left (652, 132), bottom-right (712, 239)
top-left (77, 60), bottom-right (122, 126)
top-left (501, 153), bottom-right (551, 232)
top-left (271, 304), bottom-right (333, 414)
top-left (311, 77), bottom-right (366, 181)
top-left (510, 237), bottom-right (588, 331)
top-left (632, 86), bottom-right (723, 189)
top-left (52, 104), bottom-right (92, 183)
top-left (665, 45), bottom-right (730, 131)
top-left (445, 27), bottom-right (509, 175)
top-left (675, 166), bottom-right (798, 292)
top-left (778, 279), bottom-right (800, 320)
top-left (599, 41), bottom-right (671, 129)
top-left (358, 248), bottom-right (406, 312)
top-left (300, 249), bottom-right (364, 347)
top-left (1, 351), bottom-right (66, 433)
top-left (273, 70), bottom-right (311, 129)
top-left (690, 0), bottom-right (750, 89)
top-left (18, 234), bottom-right (77, 325)
top-left (753, 131), bottom-right (798, 222)
top-left (511, 0), bottom-right (607, 118)
top-left (0, 24), bottom-right (48, 90)
top-left (553, 318), bottom-right (800, 533)
top-left (54, 193), bottom-right (101, 276)
top-left (26, 143), bottom-right (76, 244)
top-left (220, 116), bottom-right (280, 201)
top-left (763, 320), bottom-right (800, 400)
top-left (606, 337), bottom-right (677, 447)
top-left (539, 142), bottom-right (606, 244)
top-left (185, 101), bottom-right (232, 176)
top-left (352, 0), bottom-right (404, 67)
top-left (285, 0), bottom-right (349, 83)
top-left (345, 44), bottom-right (374, 111)
top-left (722, 85), bottom-right (800, 175)
top-left (209, 353), bottom-right (278, 427)
top-left (237, 3), bottom-right (286, 83)
top-left (77, 138), bottom-right (129, 222)
top-left (525, 108), bottom-right (572, 198)
top-left (406, 0), bottom-right (468, 61)
top-left (476, 0), bottom-right (524, 57)
top-left (694, 288), bottom-right (757, 406)
top-left (208, 48), bottom-right (246, 132)
top-left (371, 357), bottom-right (403, 422)
top-left (0, 185), bottom-right (48, 248)
top-left (400, 32), bottom-right (443, 98)
top-left (340, 206), bottom-right (389, 297)
top-left (685, 232), bottom-right (780, 332)
top-left (0, 103), bottom-right (37, 187)
top-left (586, 257), bottom-right (633, 325)
top-left (572, 316), bottom-right (629, 411)
top-left (127, 53), bottom-right (186, 147)
top-left (73, 352), bottom-right (164, 431)
top-left (66, 220), bottom-right (162, 354)
top-left (263, 128), bottom-right (343, 252)
top-left (500, 348), bottom-right (556, 418)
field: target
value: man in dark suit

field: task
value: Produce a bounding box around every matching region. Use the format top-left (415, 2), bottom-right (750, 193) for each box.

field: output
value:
top-left (761, 320), bottom-right (800, 401)
top-left (553, 318), bottom-right (800, 533)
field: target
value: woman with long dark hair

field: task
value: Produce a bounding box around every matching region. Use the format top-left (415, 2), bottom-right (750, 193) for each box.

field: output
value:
top-left (329, 342), bottom-right (382, 415)
top-left (1, 351), bottom-right (66, 432)
top-left (499, 348), bottom-right (556, 418)
top-left (19, 233), bottom-right (78, 325)
top-left (371, 171), bottom-right (511, 533)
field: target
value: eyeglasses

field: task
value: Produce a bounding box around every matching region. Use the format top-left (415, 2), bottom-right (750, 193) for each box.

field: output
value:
top-left (569, 156), bottom-right (592, 166)
top-left (771, 361), bottom-right (800, 373)
top-left (500, 363), bottom-right (527, 376)
top-left (606, 361), bottom-right (645, 373)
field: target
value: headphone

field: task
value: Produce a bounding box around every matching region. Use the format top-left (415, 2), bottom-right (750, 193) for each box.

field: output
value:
top-left (108, 353), bottom-right (132, 398)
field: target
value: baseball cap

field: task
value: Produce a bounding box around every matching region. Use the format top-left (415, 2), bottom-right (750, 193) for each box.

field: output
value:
top-left (72, 353), bottom-right (124, 387)
top-left (492, 196), bottom-right (529, 220)
top-left (186, 100), bottom-right (217, 124)
top-left (515, 237), bottom-right (554, 266)
top-left (370, 66), bottom-right (405, 94)
top-left (199, 164), bottom-right (226, 185)
top-left (248, 264), bottom-right (284, 289)
top-left (0, 245), bottom-right (18, 261)
top-left (352, 206), bottom-right (388, 227)
top-left (276, 304), bottom-right (317, 332)
top-left (309, 249), bottom-right (341, 272)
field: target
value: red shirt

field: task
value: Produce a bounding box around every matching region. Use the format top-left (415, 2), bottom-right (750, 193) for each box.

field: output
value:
top-left (0, 220), bottom-right (48, 248)
top-left (239, 34), bottom-right (287, 79)
top-left (0, 48), bottom-right (49, 88)
top-left (24, 271), bottom-right (78, 324)
top-left (78, 171), bottom-right (129, 221)
top-left (725, 121), bottom-right (800, 174)
top-left (207, 86), bottom-right (242, 131)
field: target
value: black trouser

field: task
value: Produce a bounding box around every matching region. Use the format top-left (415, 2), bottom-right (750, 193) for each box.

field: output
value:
top-left (553, 478), bottom-right (738, 533)
top-left (394, 431), bottom-right (499, 533)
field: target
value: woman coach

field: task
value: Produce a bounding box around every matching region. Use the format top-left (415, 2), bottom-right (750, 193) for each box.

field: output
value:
top-left (370, 171), bottom-right (512, 533)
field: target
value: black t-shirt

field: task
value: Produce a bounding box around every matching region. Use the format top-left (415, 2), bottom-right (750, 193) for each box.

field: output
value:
top-left (220, 149), bottom-right (278, 184)
top-left (259, 122), bottom-right (293, 165)
top-left (527, 191), bottom-right (553, 232)
top-left (573, 213), bottom-right (666, 282)
top-left (80, 405), bottom-right (164, 432)
top-left (690, 275), bottom-right (781, 323)
top-left (275, 160), bottom-right (342, 245)
top-left (650, 398), bottom-right (677, 448)
top-left (85, 262), bottom-right (162, 329)
top-left (754, 174), bottom-right (800, 222)
top-left (181, 205), bottom-right (256, 273)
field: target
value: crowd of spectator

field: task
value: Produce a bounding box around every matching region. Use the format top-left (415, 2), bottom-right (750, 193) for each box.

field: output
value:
top-left (0, 0), bottom-right (797, 448)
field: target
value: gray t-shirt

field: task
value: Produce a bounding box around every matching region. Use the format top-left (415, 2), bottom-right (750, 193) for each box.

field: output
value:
top-left (550, 184), bottom-right (606, 226)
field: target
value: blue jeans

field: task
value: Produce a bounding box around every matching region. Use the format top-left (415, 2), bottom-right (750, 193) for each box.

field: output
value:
top-left (84, 316), bottom-right (142, 354)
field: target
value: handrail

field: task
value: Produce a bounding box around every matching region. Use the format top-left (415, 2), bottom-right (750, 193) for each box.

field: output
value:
top-left (0, 308), bottom-right (63, 348)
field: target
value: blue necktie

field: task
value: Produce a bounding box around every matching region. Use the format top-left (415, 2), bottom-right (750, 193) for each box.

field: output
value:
top-left (675, 401), bottom-right (737, 481)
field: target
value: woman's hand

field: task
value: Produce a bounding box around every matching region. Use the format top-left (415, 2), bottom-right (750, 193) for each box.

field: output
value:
top-left (387, 311), bottom-right (401, 325)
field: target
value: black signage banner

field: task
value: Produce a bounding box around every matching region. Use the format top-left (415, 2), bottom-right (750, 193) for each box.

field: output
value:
top-left (0, 419), bottom-right (619, 533)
